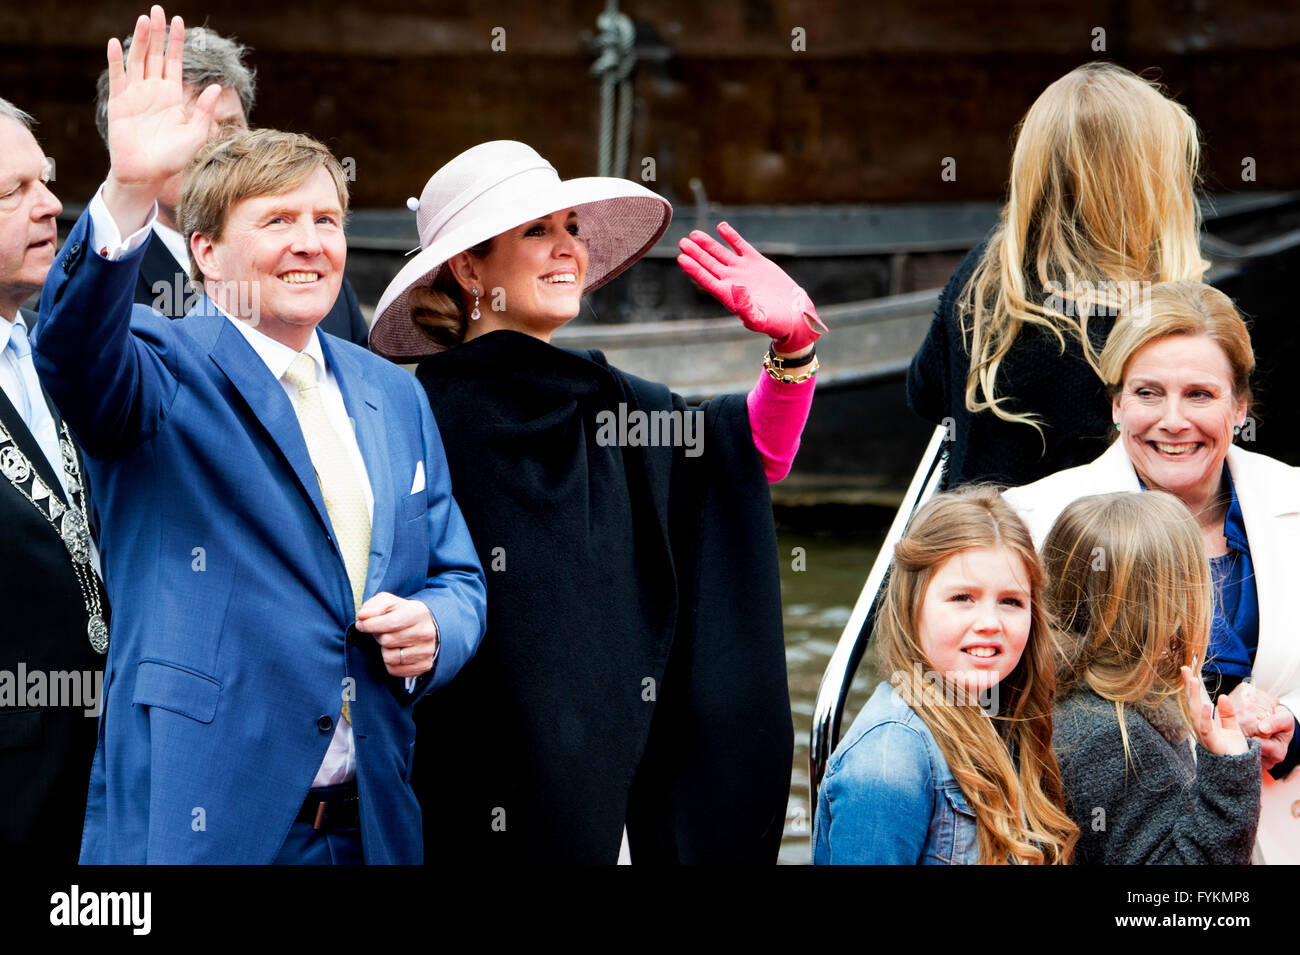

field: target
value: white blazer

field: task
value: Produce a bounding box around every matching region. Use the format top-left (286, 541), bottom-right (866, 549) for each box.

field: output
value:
top-left (1004, 440), bottom-right (1300, 864)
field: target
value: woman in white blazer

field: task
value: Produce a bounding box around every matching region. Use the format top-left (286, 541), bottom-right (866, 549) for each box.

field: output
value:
top-left (1004, 281), bottom-right (1300, 864)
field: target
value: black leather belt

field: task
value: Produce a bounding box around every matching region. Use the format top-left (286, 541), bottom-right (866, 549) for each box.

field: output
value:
top-left (296, 784), bottom-right (360, 830)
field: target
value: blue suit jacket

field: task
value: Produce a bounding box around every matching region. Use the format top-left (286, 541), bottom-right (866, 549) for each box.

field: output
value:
top-left (34, 210), bottom-right (486, 863)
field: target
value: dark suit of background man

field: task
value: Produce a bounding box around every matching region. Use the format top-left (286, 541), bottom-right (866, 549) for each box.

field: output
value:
top-left (0, 97), bottom-right (107, 864)
top-left (93, 24), bottom-right (370, 345)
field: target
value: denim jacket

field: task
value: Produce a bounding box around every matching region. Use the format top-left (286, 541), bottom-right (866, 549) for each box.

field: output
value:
top-left (814, 681), bottom-right (979, 864)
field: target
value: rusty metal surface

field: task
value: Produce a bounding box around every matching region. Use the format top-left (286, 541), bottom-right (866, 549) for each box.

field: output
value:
top-left (4, 2), bottom-right (1297, 206)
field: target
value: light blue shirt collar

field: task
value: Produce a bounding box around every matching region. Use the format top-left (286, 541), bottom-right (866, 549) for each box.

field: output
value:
top-left (0, 311), bottom-right (30, 354)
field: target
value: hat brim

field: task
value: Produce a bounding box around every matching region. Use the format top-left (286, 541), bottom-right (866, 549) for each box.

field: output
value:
top-left (369, 177), bottom-right (672, 361)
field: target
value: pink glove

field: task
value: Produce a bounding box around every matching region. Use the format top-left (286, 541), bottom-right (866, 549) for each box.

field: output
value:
top-left (677, 221), bottom-right (828, 353)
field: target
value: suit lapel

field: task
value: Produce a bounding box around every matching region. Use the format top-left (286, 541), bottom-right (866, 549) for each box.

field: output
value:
top-left (1226, 446), bottom-right (1300, 686)
top-left (206, 315), bottom-right (336, 539)
top-left (321, 334), bottom-right (395, 599)
top-left (1227, 446), bottom-right (1300, 521)
top-left (1097, 440), bottom-right (1142, 490)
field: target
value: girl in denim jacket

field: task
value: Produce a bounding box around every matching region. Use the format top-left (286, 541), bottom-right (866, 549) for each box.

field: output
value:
top-left (814, 486), bottom-right (1077, 864)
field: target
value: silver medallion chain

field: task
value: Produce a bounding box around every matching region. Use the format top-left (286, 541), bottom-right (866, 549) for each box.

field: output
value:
top-left (0, 417), bottom-right (108, 653)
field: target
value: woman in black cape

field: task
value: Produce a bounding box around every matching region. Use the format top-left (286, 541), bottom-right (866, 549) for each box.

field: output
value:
top-left (371, 141), bottom-right (824, 863)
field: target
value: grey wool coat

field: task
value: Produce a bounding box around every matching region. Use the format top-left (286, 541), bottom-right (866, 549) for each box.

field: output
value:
top-left (1053, 688), bottom-right (1261, 864)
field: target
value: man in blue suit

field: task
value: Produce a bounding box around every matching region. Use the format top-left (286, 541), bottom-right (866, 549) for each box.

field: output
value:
top-left (33, 7), bottom-right (486, 863)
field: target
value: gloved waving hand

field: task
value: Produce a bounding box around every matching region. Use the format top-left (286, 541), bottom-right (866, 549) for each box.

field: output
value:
top-left (677, 221), bottom-right (827, 356)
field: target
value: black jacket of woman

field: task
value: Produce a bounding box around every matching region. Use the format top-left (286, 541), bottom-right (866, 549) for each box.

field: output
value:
top-left (906, 241), bottom-right (1116, 490)
top-left (411, 330), bottom-right (792, 863)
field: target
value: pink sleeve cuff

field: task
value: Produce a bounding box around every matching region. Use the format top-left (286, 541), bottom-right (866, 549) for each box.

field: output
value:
top-left (746, 367), bottom-right (816, 483)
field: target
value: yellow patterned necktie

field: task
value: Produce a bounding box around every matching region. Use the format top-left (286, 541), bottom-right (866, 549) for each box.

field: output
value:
top-left (283, 354), bottom-right (371, 723)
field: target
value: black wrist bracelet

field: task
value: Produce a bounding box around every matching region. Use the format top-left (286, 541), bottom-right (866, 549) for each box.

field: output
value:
top-left (767, 343), bottom-right (816, 370)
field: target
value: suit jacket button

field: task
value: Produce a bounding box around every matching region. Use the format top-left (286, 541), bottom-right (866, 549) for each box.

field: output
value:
top-left (317, 715), bottom-right (334, 733)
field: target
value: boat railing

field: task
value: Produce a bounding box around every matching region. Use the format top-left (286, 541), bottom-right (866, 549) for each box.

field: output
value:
top-left (807, 424), bottom-right (948, 814)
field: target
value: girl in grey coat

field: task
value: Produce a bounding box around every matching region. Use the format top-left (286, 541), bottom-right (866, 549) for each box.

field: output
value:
top-left (1042, 491), bottom-right (1261, 864)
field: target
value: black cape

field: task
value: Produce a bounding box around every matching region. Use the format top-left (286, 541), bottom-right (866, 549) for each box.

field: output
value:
top-left (906, 240), bottom-right (1116, 489)
top-left (412, 330), bottom-right (792, 863)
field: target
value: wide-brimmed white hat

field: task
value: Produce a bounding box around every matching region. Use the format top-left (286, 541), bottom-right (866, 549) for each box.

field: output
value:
top-left (370, 141), bottom-right (672, 360)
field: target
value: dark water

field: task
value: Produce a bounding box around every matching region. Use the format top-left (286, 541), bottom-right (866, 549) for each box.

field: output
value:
top-left (774, 527), bottom-right (887, 865)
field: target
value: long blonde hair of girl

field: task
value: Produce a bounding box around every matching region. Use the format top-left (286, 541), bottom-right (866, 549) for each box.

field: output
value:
top-left (1042, 491), bottom-right (1212, 765)
top-left (962, 61), bottom-right (1206, 432)
top-left (877, 486), bottom-right (1077, 864)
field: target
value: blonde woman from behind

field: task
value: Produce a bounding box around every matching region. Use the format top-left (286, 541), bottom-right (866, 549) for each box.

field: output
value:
top-left (908, 61), bottom-right (1205, 488)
